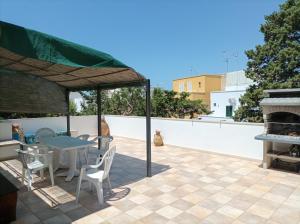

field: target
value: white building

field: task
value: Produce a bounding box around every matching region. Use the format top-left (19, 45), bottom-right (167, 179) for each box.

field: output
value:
top-left (209, 70), bottom-right (253, 118)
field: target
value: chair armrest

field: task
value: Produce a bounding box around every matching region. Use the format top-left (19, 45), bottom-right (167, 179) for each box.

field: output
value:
top-left (81, 159), bottom-right (104, 170)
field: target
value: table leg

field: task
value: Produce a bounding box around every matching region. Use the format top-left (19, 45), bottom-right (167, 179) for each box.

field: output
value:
top-left (56, 149), bottom-right (79, 181)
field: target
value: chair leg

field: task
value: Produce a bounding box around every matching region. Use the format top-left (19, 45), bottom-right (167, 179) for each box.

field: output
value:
top-left (107, 176), bottom-right (112, 194)
top-left (40, 169), bottom-right (44, 180)
top-left (27, 170), bottom-right (32, 191)
top-left (95, 182), bottom-right (104, 205)
top-left (22, 168), bottom-right (25, 185)
top-left (89, 182), bottom-right (93, 192)
top-left (76, 174), bottom-right (83, 203)
top-left (84, 150), bottom-right (88, 165)
top-left (49, 165), bottom-right (54, 186)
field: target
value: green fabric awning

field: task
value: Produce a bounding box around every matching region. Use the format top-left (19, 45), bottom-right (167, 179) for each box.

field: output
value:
top-left (0, 21), bottom-right (146, 114)
top-left (0, 21), bottom-right (145, 90)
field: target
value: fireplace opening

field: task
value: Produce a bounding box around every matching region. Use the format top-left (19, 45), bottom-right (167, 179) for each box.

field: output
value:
top-left (268, 112), bottom-right (300, 136)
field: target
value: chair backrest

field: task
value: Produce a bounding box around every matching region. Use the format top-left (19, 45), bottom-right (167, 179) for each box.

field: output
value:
top-left (35, 128), bottom-right (56, 143)
top-left (16, 149), bottom-right (31, 169)
top-left (76, 134), bottom-right (90, 141)
top-left (17, 144), bottom-right (50, 168)
top-left (102, 145), bottom-right (116, 180)
top-left (99, 136), bottom-right (113, 152)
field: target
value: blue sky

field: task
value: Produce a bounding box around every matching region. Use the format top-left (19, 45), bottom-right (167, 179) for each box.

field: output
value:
top-left (0, 0), bottom-right (284, 89)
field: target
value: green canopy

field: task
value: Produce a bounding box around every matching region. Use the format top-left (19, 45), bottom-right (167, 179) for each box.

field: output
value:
top-left (0, 21), bottom-right (145, 90)
top-left (0, 21), bottom-right (146, 113)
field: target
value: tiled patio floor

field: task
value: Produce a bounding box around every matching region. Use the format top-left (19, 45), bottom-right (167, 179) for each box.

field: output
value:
top-left (1, 137), bottom-right (300, 224)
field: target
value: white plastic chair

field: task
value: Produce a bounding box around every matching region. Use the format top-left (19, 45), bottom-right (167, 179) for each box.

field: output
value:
top-left (87, 136), bottom-right (113, 162)
top-left (17, 144), bottom-right (54, 191)
top-left (76, 145), bottom-right (116, 205)
top-left (35, 128), bottom-right (56, 143)
top-left (76, 134), bottom-right (90, 166)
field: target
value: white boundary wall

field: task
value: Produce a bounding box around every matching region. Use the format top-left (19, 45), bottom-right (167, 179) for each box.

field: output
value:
top-left (3, 115), bottom-right (264, 160)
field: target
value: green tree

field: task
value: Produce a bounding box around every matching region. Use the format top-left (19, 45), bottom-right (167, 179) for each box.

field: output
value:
top-left (80, 87), bottom-right (210, 118)
top-left (80, 90), bottom-right (111, 115)
top-left (234, 0), bottom-right (300, 122)
top-left (151, 88), bottom-right (210, 118)
top-left (109, 88), bottom-right (145, 116)
top-left (69, 100), bottom-right (78, 116)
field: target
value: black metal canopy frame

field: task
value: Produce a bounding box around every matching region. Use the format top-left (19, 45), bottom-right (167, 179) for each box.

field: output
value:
top-left (0, 21), bottom-right (152, 177)
top-left (65, 80), bottom-right (152, 177)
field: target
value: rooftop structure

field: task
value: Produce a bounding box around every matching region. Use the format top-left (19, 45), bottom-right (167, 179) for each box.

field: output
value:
top-left (172, 74), bottom-right (224, 107)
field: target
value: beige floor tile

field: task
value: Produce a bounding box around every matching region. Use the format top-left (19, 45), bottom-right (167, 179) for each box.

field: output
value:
top-left (182, 191), bottom-right (207, 204)
top-left (178, 184), bottom-right (199, 193)
top-left (203, 212), bottom-right (234, 224)
top-left (107, 213), bottom-right (136, 224)
top-left (172, 212), bottom-right (203, 224)
top-left (220, 176), bottom-right (238, 183)
top-left (238, 212), bottom-right (267, 224)
top-left (202, 184), bottom-right (224, 193)
top-left (141, 199), bottom-right (167, 211)
top-left (198, 198), bottom-right (224, 211)
top-left (95, 206), bottom-right (122, 220)
top-left (129, 194), bottom-right (152, 204)
top-left (283, 198), bottom-right (300, 209)
top-left (139, 213), bottom-right (169, 224)
top-left (199, 176), bottom-right (216, 184)
top-left (156, 205), bottom-right (183, 219)
top-left (271, 205), bottom-right (300, 224)
top-left (226, 183), bottom-right (247, 193)
top-left (73, 213), bottom-right (104, 224)
top-left (132, 184), bottom-right (152, 193)
top-left (217, 205), bottom-right (244, 219)
top-left (159, 184), bottom-right (176, 193)
top-left (126, 206), bottom-right (153, 219)
top-left (263, 192), bottom-right (287, 203)
top-left (232, 220), bottom-right (246, 224)
top-left (157, 193), bottom-right (178, 204)
top-left (210, 193), bottom-right (232, 204)
top-left (170, 199), bottom-right (193, 211)
top-left (186, 205), bottom-right (212, 220)
top-left (247, 204), bottom-right (274, 219)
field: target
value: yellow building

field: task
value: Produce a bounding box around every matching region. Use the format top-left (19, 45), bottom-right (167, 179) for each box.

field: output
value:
top-left (172, 74), bottom-right (224, 107)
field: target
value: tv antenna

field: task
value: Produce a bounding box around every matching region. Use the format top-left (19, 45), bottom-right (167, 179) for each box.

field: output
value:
top-left (222, 51), bottom-right (239, 73)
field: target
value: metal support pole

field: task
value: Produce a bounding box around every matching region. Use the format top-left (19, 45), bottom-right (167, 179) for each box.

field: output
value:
top-left (97, 87), bottom-right (102, 149)
top-left (66, 89), bottom-right (71, 136)
top-left (145, 79), bottom-right (152, 177)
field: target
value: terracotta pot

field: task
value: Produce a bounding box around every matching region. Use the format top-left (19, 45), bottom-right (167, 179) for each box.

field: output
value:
top-left (153, 130), bottom-right (164, 146)
top-left (101, 118), bottom-right (110, 136)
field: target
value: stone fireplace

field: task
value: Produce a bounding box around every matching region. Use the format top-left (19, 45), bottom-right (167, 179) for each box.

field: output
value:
top-left (255, 89), bottom-right (300, 171)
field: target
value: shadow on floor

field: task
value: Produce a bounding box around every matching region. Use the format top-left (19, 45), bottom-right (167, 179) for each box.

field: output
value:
top-left (109, 153), bottom-right (170, 188)
top-left (0, 152), bottom-right (170, 222)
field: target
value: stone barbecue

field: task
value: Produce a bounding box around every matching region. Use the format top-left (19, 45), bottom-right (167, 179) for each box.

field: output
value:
top-left (255, 89), bottom-right (300, 171)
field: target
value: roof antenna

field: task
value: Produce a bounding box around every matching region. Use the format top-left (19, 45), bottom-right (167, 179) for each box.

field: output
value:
top-left (222, 50), bottom-right (230, 73)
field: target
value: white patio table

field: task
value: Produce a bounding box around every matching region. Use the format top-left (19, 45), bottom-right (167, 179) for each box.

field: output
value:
top-left (42, 136), bottom-right (94, 181)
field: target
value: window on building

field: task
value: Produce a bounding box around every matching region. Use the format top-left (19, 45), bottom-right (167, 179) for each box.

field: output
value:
top-left (179, 82), bottom-right (184, 92)
top-left (198, 82), bottom-right (201, 88)
top-left (187, 81), bottom-right (192, 92)
top-left (213, 103), bottom-right (217, 107)
top-left (226, 105), bottom-right (233, 117)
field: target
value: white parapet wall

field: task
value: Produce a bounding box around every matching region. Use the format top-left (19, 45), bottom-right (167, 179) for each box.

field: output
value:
top-left (105, 115), bottom-right (264, 160)
top-left (3, 115), bottom-right (264, 160)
